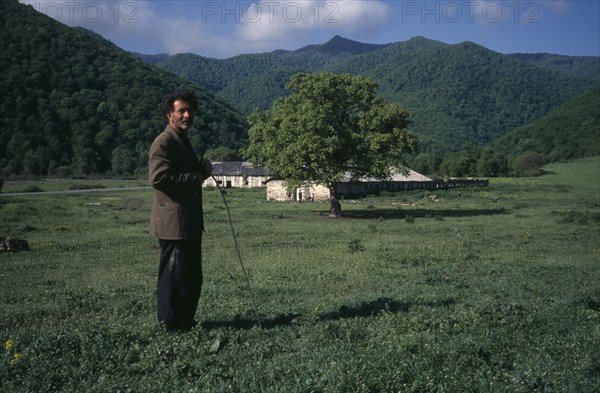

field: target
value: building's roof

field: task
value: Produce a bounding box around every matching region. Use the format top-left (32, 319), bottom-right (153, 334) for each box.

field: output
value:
top-left (339, 169), bottom-right (432, 182)
top-left (212, 162), bottom-right (429, 181)
top-left (211, 161), bottom-right (268, 177)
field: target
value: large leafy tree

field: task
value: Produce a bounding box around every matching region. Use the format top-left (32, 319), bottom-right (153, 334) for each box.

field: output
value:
top-left (244, 72), bottom-right (417, 217)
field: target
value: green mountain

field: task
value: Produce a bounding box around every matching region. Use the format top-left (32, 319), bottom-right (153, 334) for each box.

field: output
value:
top-left (329, 38), bottom-right (597, 150)
top-left (508, 53), bottom-right (600, 81)
top-left (157, 36), bottom-right (389, 114)
top-left (493, 87), bottom-right (600, 161)
top-left (157, 36), bottom-right (597, 151)
top-left (287, 34), bottom-right (391, 55)
top-left (0, 0), bottom-right (247, 177)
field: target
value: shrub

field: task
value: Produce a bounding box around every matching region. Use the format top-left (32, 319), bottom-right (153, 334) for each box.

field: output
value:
top-left (21, 186), bottom-right (44, 193)
top-left (347, 238), bottom-right (365, 253)
top-left (69, 184), bottom-right (105, 191)
top-left (553, 210), bottom-right (600, 224)
top-left (511, 151), bottom-right (546, 177)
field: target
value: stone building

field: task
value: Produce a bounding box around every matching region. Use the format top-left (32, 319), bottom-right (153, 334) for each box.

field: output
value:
top-left (203, 164), bottom-right (487, 199)
top-left (267, 169), bottom-right (433, 201)
top-left (203, 161), bottom-right (269, 189)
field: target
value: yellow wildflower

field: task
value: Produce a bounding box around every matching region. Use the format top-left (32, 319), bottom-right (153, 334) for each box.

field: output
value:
top-left (5, 340), bottom-right (13, 351)
top-left (9, 353), bottom-right (21, 365)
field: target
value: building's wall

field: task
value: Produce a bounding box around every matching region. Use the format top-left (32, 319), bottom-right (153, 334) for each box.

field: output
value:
top-left (267, 181), bottom-right (330, 201)
top-left (204, 175), bottom-right (268, 188)
top-left (267, 180), bottom-right (291, 201)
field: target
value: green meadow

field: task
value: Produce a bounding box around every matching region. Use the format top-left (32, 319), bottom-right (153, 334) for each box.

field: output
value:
top-left (1, 157), bottom-right (599, 392)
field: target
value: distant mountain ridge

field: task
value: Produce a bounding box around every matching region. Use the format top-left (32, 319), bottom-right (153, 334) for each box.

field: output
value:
top-left (130, 52), bottom-right (169, 65)
top-left (507, 53), bottom-right (600, 81)
top-left (288, 35), bottom-right (391, 55)
top-left (156, 35), bottom-right (598, 151)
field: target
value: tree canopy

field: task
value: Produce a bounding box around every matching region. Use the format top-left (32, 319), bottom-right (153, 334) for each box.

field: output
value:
top-left (244, 72), bottom-right (416, 216)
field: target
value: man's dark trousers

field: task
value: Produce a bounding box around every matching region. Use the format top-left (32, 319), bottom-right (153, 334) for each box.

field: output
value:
top-left (157, 238), bottom-right (203, 330)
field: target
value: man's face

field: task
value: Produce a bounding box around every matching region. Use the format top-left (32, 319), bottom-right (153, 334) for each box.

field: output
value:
top-left (167, 99), bottom-right (195, 133)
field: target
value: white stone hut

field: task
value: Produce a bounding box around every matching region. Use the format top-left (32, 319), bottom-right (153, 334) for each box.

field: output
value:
top-left (203, 161), bottom-right (268, 189)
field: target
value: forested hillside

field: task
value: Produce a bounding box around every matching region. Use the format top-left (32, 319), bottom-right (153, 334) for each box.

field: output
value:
top-left (157, 36), bottom-right (597, 152)
top-left (329, 38), bottom-right (596, 150)
top-left (493, 87), bottom-right (600, 161)
top-left (508, 53), bottom-right (600, 81)
top-left (157, 35), bottom-right (385, 114)
top-left (407, 86), bottom-right (600, 178)
top-left (0, 0), bottom-right (247, 177)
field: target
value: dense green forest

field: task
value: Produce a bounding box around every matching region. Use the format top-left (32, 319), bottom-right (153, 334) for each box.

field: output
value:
top-left (508, 53), bottom-right (600, 81)
top-left (157, 35), bottom-right (598, 152)
top-left (494, 87), bottom-right (600, 163)
top-left (0, 0), bottom-right (247, 177)
top-left (328, 38), bottom-right (596, 151)
top-left (407, 86), bottom-right (600, 177)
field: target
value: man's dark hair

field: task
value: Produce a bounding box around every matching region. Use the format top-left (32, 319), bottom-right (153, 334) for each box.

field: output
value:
top-left (160, 89), bottom-right (199, 117)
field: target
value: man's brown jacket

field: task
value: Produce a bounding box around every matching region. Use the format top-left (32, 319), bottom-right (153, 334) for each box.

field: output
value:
top-left (148, 125), bottom-right (205, 240)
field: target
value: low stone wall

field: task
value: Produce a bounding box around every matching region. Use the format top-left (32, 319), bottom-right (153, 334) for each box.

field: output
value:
top-left (267, 179), bottom-right (489, 201)
top-left (336, 178), bottom-right (488, 196)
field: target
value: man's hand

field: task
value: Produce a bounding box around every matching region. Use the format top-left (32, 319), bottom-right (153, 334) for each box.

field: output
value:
top-left (200, 159), bottom-right (213, 179)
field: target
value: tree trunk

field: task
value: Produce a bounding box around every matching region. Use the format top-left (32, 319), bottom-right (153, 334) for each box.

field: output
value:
top-left (329, 187), bottom-right (343, 217)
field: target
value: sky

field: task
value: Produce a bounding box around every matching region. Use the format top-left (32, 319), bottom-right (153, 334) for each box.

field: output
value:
top-left (20, 0), bottom-right (600, 58)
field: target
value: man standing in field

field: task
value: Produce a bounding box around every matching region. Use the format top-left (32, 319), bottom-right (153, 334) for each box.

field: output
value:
top-left (148, 90), bottom-right (212, 332)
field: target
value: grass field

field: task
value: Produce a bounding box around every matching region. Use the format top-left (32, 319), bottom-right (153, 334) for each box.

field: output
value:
top-left (1, 178), bottom-right (148, 194)
top-left (1, 157), bottom-right (599, 392)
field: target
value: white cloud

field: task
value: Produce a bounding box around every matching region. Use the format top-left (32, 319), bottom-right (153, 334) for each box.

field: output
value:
top-left (335, 0), bottom-right (390, 34)
top-left (19, 1), bottom-right (236, 55)
top-left (542, 0), bottom-right (570, 15)
top-left (19, 0), bottom-right (390, 57)
top-left (231, 0), bottom-right (390, 54)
